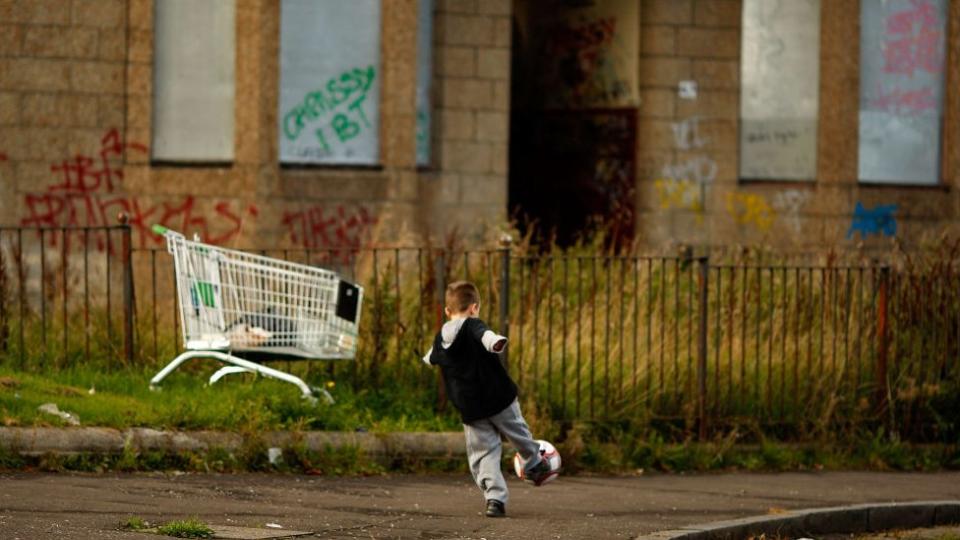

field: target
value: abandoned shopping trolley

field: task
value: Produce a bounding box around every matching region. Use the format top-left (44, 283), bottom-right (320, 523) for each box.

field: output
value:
top-left (149, 225), bottom-right (362, 403)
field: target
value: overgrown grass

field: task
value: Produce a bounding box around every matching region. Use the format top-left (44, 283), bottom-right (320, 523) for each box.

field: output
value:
top-left (1, 361), bottom-right (953, 474)
top-left (335, 231), bottom-right (960, 442)
top-left (0, 364), bottom-right (459, 432)
top-left (0, 229), bottom-right (957, 449)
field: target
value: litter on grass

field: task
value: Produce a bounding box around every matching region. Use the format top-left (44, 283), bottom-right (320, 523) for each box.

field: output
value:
top-left (37, 403), bottom-right (80, 426)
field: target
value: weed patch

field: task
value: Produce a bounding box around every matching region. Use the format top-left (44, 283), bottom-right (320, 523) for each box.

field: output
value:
top-left (120, 516), bottom-right (149, 531)
top-left (156, 518), bottom-right (214, 538)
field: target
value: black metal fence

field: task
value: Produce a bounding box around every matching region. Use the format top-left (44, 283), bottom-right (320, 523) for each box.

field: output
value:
top-left (0, 225), bottom-right (133, 370)
top-left (0, 224), bottom-right (956, 440)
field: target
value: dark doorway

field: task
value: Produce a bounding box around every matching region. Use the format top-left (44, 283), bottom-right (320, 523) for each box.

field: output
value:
top-left (510, 109), bottom-right (636, 246)
top-left (508, 0), bottom-right (639, 248)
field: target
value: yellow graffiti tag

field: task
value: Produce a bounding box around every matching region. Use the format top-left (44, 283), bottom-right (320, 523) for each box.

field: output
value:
top-left (654, 178), bottom-right (703, 212)
top-left (726, 192), bottom-right (774, 231)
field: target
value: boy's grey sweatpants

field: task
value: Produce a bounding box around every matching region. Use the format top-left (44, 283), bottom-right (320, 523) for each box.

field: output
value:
top-left (463, 399), bottom-right (542, 504)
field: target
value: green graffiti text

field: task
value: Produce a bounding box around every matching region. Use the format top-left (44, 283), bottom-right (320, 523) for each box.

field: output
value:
top-left (283, 65), bottom-right (376, 141)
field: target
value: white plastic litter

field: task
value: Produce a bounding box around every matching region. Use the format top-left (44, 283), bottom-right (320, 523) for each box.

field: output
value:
top-left (267, 447), bottom-right (283, 465)
top-left (265, 523), bottom-right (283, 529)
top-left (37, 403), bottom-right (80, 426)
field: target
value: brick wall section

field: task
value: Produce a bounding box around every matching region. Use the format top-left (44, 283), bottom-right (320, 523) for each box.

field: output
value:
top-left (637, 0), bottom-right (742, 248)
top-left (426, 0), bottom-right (511, 241)
top-left (0, 0), bottom-right (129, 226)
top-left (0, 0), bottom-right (512, 254)
top-left (4, 0), bottom-right (955, 254)
top-left (636, 0), bottom-right (960, 251)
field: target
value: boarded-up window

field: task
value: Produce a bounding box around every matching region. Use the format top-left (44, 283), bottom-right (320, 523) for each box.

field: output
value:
top-left (152, 0), bottom-right (235, 162)
top-left (278, 0), bottom-right (381, 165)
top-left (739, 0), bottom-right (820, 181)
top-left (416, 0), bottom-right (433, 166)
top-left (859, 0), bottom-right (946, 185)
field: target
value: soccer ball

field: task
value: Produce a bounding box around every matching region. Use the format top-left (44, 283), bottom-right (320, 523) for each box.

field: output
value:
top-left (513, 439), bottom-right (561, 485)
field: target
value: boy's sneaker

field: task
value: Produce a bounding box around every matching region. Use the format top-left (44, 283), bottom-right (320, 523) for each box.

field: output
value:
top-left (524, 457), bottom-right (552, 486)
top-left (485, 499), bottom-right (505, 518)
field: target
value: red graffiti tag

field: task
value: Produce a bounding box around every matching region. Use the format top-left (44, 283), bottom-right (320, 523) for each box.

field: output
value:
top-left (281, 205), bottom-right (378, 255)
top-left (883, 0), bottom-right (943, 76)
top-left (21, 129), bottom-right (258, 251)
top-left (48, 128), bottom-right (145, 194)
top-left (869, 84), bottom-right (936, 114)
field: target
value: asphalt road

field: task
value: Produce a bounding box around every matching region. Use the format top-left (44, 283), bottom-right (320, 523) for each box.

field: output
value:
top-left (0, 471), bottom-right (957, 539)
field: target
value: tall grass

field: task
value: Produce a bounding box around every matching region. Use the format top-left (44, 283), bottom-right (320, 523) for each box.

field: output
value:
top-left (0, 230), bottom-right (956, 443)
top-left (314, 232), bottom-right (958, 442)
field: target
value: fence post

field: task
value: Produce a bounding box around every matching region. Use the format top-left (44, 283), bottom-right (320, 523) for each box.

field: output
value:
top-left (876, 266), bottom-right (890, 416)
top-left (435, 249), bottom-right (447, 410)
top-left (435, 249), bottom-right (446, 328)
top-left (119, 213), bottom-right (134, 366)
top-left (697, 256), bottom-right (709, 441)
top-left (499, 233), bottom-right (512, 370)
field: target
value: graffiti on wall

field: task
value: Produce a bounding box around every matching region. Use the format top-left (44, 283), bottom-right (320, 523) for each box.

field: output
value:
top-left (281, 205), bottom-right (379, 251)
top-left (859, 0), bottom-right (945, 183)
top-left (726, 192), bottom-right (775, 232)
top-left (847, 202), bottom-right (898, 239)
top-left (883, 0), bottom-right (943, 76)
top-left (869, 85), bottom-right (937, 114)
top-left (868, 0), bottom-right (944, 115)
top-left (19, 128), bottom-right (259, 250)
top-left (660, 155), bottom-right (717, 186)
top-left (669, 116), bottom-right (709, 151)
top-left (654, 179), bottom-right (702, 213)
top-left (771, 190), bottom-right (811, 234)
top-left (15, 129), bottom-right (385, 253)
top-left (654, 116), bottom-right (717, 217)
top-left (282, 65), bottom-right (377, 160)
top-left (531, 0), bottom-right (639, 108)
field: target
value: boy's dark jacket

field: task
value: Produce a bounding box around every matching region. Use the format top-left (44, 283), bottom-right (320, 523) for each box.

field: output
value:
top-left (428, 317), bottom-right (517, 423)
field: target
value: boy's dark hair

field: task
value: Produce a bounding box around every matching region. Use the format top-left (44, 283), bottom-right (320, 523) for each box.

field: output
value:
top-left (445, 281), bottom-right (480, 313)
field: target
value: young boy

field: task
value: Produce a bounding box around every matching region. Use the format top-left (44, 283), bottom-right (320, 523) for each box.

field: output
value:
top-left (422, 281), bottom-right (551, 518)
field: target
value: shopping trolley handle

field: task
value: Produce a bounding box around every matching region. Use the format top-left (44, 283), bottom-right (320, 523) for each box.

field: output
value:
top-left (151, 224), bottom-right (184, 253)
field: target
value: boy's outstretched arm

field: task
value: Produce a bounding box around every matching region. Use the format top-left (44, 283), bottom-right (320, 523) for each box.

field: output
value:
top-left (470, 319), bottom-right (508, 354)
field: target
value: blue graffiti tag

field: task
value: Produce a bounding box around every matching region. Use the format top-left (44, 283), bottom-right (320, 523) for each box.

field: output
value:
top-left (846, 202), bottom-right (898, 239)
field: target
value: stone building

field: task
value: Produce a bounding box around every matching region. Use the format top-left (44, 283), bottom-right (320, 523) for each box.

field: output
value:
top-left (0, 0), bottom-right (957, 254)
top-left (0, 0), bottom-right (511, 254)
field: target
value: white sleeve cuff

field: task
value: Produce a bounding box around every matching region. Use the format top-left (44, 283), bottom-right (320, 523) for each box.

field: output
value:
top-left (481, 330), bottom-right (508, 353)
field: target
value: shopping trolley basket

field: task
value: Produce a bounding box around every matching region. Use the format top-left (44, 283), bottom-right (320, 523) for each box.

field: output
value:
top-left (148, 225), bottom-right (363, 403)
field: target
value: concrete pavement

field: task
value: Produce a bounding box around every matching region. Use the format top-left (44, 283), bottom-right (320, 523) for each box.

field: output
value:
top-left (0, 471), bottom-right (957, 539)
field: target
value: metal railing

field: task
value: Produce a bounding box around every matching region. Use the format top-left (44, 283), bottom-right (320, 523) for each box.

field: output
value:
top-left (0, 224), bottom-right (956, 440)
top-left (0, 225), bottom-right (133, 369)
